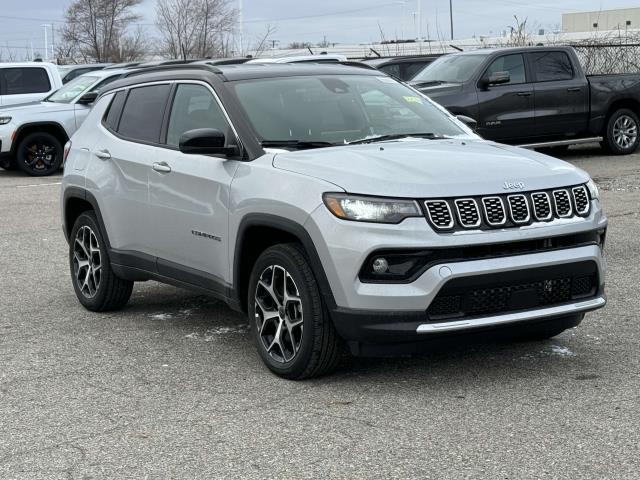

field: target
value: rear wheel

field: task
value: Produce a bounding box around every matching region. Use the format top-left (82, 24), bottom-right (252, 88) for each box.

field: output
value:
top-left (16, 132), bottom-right (63, 176)
top-left (69, 211), bottom-right (133, 311)
top-left (603, 108), bottom-right (640, 155)
top-left (248, 244), bottom-right (342, 379)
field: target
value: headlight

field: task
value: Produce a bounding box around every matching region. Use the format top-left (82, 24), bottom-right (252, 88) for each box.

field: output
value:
top-left (586, 178), bottom-right (599, 200)
top-left (323, 193), bottom-right (422, 224)
top-left (0, 117), bottom-right (11, 125)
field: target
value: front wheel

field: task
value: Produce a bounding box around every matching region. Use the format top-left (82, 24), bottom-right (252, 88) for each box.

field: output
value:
top-left (16, 132), bottom-right (63, 176)
top-left (603, 108), bottom-right (640, 155)
top-left (248, 244), bottom-right (342, 379)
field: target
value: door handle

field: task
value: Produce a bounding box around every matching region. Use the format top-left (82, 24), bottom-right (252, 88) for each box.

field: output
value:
top-left (516, 91), bottom-right (532, 97)
top-left (94, 149), bottom-right (111, 160)
top-left (567, 87), bottom-right (581, 92)
top-left (152, 162), bottom-right (172, 173)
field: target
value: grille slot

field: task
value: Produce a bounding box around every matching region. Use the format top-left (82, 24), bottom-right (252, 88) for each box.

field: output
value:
top-left (553, 189), bottom-right (572, 218)
top-left (507, 194), bottom-right (530, 224)
top-left (454, 198), bottom-right (481, 228)
top-left (482, 196), bottom-right (506, 226)
top-left (531, 192), bottom-right (552, 221)
top-left (572, 186), bottom-right (590, 215)
top-left (424, 200), bottom-right (454, 230)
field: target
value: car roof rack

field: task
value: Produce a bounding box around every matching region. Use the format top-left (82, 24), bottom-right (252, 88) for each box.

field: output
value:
top-left (121, 63), bottom-right (223, 78)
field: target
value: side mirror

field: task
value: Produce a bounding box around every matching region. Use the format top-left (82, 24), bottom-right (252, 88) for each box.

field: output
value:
top-left (486, 71), bottom-right (510, 86)
top-left (456, 115), bottom-right (478, 131)
top-left (178, 128), bottom-right (238, 156)
top-left (77, 91), bottom-right (98, 105)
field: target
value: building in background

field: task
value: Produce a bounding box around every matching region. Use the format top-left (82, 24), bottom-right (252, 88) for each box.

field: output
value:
top-left (563, 7), bottom-right (640, 33)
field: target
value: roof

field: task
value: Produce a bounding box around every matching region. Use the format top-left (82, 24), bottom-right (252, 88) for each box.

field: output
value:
top-left (444, 45), bottom-right (575, 56)
top-left (100, 62), bottom-right (384, 94)
top-left (362, 55), bottom-right (442, 66)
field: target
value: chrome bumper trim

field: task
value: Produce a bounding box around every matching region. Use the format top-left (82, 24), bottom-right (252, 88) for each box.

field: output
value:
top-left (416, 296), bottom-right (606, 334)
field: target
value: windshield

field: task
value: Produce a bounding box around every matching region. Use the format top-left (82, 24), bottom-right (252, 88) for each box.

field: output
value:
top-left (45, 75), bottom-right (99, 103)
top-left (412, 54), bottom-right (487, 84)
top-left (229, 75), bottom-right (466, 145)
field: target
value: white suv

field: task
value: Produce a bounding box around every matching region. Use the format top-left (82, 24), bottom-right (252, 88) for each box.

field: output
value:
top-left (0, 62), bottom-right (61, 106)
top-left (0, 68), bottom-right (130, 175)
top-left (61, 64), bottom-right (607, 379)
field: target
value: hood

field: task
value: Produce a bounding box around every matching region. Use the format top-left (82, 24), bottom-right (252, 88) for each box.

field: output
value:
top-left (0, 101), bottom-right (75, 115)
top-left (409, 82), bottom-right (463, 98)
top-left (272, 139), bottom-right (589, 198)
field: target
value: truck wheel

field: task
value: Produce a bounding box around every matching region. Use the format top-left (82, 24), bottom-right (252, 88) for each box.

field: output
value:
top-left (69, 211), bottom-right (133, 312)
top-left (15, 132), bottom-right (63, 176)
top-left (604, 109), bottom-right (640, 155)
top-left (248, 243), bottom-right (343, 379)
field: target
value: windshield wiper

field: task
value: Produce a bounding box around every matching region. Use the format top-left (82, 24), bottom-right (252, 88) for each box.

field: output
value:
top-left (347, 133), bottom-right (449, 145)
top-left (261, 140), bottom-right (336, 150)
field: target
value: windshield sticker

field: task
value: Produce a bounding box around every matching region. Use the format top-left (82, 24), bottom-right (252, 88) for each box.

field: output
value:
top-left (403, 95), bottom-right (423, 104)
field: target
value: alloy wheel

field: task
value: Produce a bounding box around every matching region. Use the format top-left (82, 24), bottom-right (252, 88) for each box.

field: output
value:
top-left (73, 226), bottom-right (102, 298)
top-left (23, 140), bottom-right (57, 172)
top-left (254, 265), bottom-right (304, 363)
top-left (613, 114), bottom-right (638, 150)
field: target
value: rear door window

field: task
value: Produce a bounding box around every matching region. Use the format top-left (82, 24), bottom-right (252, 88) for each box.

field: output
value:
top-left (117, 84), bottom-right (171, 143)
top-left (530, 51), bottom-right (574, 82)
top-left (0, 67), bottom-right (51, 95)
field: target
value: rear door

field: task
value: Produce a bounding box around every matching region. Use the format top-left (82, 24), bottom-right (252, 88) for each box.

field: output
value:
top-left (146, 82), bottom-right (241, 290)
top-left (0, 67), bottom-right (52, 106)
top-left (475, 53), bottom-right (535, 142)
top-left (530, 50), bottom-right (589, 137)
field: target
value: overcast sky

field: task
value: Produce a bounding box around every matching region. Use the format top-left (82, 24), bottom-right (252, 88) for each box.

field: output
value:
top-left (0, 0), bottom-right (633, 56)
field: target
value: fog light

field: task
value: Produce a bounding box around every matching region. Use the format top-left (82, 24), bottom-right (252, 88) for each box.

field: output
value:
top-left (372, 257), bottom-right (389, 274)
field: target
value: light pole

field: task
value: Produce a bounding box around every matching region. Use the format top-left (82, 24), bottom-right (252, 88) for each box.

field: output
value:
top-left (41, 24), bottom-right (52, 61)
top-left (449, 0), bottom-right (454, 40)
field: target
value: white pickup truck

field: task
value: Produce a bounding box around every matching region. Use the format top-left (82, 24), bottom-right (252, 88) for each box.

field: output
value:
top-left (0, 62), bottom-right (62, 107)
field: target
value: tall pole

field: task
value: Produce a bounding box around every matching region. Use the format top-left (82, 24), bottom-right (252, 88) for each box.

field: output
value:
top-left (449, 0), bottom-right (454, 40)
top-left (51, 24), bottom-right (55, 62)
top-left (238, 0), bottom-right (244, 55)
top-left (418, 0), bottom-right (422, 53)
top-left (42, 25), bottom-right (48, 61)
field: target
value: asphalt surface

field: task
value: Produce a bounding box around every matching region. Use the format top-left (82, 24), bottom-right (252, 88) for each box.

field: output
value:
top-left (1, 145), bottom-right (639, 479)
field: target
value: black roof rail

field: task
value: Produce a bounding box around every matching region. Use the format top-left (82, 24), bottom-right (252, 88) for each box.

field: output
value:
top-left (121, 63), bottom-right (223, 78)
top-left (337, 60), bottom-right (379, 71)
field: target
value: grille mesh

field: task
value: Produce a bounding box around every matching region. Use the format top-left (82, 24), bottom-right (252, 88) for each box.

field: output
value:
top-left (455, 199), bottom-right (481, 228)
top-left (531, 192), bottom-right (552, 221)
top-left (424, 200), bottom-right (453, 229)
top-left (553, 190), bottom-right (572, 217)
top-left (573, 186), bottom-right (590, 215)
top-left (507, 195), bottom-right (530, 223)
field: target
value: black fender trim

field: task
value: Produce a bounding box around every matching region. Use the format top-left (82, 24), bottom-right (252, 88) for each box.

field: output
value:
top-left (11, 121), bottom-right (70, 155)
top-left (62, 187), bottom-right (111, 247)
top-left (233, 213), bottom-right (337, 311)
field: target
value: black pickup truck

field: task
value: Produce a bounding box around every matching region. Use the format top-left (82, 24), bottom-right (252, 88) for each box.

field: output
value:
top-left (410, 46), bottom-right (640, 154)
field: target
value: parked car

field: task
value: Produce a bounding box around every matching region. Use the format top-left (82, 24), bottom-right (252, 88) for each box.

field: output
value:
top-left (246, 54), bottom-right (347, 64)
top-left (362, 54), bottom-right (442, 81)
top-left (410, 46), bottom-right (640, 154)
top-left (0, 62), bottom-right (62, 106)
top-left (58, 64), bottom-right (112, 84)
top-left (0, 68), bottom-right (131, 175)
top-left (61, 63), bottom-right (606, 379)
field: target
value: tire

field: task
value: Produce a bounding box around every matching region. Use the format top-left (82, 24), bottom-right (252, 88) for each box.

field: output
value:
top-left (603, 108), bottom-right (640, 155)
top-left (0, 157), bottom-right (15, 170)
top-left (514, 314), bottom-right (584, 341)
top-left (69, 211), bottom-right (133, 312)
top-left (248, 243), bottom-right (343, 380)
top-left (15, 131), bottom-right (63, 176)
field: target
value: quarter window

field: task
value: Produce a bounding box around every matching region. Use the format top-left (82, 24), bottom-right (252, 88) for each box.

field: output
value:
top-left (531, 51), bottom-right (574, 82)
top-left (0, 67), bottom-right (51, 95)
top-left (117, 84), bottom-right (170, 143)
top-left (166, 84), bottom-right (229, 147)
top-left (104, 91), bottom-right (127, 131)
top-left (484, 54), bottom-right (526, 85)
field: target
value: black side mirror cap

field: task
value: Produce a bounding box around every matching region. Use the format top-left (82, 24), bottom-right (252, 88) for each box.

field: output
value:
top-left (77, 91), bottom-right (98, 105)
top-left (178, 128), bottom-right (238, 156)
top-left (456, 114), bottom-right (478, 131)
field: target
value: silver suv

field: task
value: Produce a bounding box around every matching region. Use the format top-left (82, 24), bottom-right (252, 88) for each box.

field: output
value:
top-left (61, 64), bottom-right (607, 379)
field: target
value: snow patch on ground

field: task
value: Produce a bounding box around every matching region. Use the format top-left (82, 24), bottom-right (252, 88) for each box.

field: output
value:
top-left (150, 313), bottom-right (173, 320)
top-left (185, 325), bottom-right (249, 341)
top-left (548, 345), bottom-right (575, 357)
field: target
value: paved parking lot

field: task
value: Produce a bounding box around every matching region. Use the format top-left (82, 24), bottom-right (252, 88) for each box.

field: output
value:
top-left (1, 146), bottom-right (639, 479)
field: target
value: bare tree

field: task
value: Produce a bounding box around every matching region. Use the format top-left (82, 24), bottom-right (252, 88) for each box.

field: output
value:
top-left (250, 24), bottom-right (277, 58)
top-left (60, 0), bottom-right (146, 62)
top-left (156, 0), bottom-right (237, 60)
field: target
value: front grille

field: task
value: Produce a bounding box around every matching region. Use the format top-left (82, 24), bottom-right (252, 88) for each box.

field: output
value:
top-left (422, 183), bottom-right (591, 232)
top-left (553, 190), bottom-right (572, 217)
top-left (507, 194), bottom-right (530, 224)
top-left (455, 199), bottom-right (481, 228)
top-left (573, 186), bottom-right (590, 215)
top-left (424, 200), bottom-right (453, 229)
top-left (426, 261), bottom-right (598, 320)
top-left (482, 197), bottom-right (506, 226)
